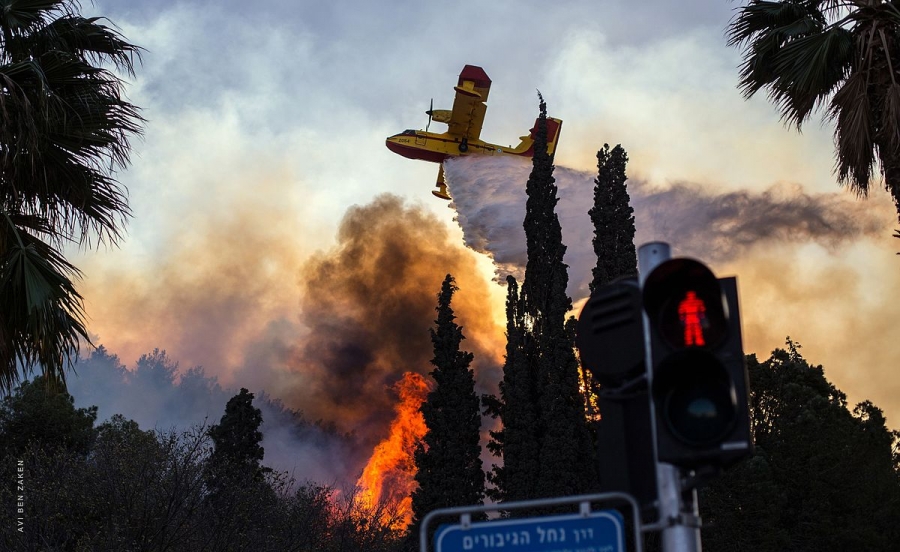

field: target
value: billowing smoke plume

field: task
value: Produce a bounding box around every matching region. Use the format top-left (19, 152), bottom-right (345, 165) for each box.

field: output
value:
top-left (67, 193), bottom-right (504, 484)
top-left (446, 155), bottom-right (888, 299)
top-left (285, 194), bottom-right (503, 450)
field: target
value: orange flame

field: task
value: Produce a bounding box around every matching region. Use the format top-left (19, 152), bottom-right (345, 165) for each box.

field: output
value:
top-left (356, 371), bottom-right (430, 529)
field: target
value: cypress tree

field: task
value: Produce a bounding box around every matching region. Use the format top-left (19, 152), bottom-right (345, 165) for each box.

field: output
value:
top-left (410, 274), bottom-right (484, 539)
top-left (208, 388), bottom-right (268, 482)
top-left (589, 143), bottom-right (637, 293)
top-left (522, 96), bottom-right (597, 499)
top-left (484, 276), bottom-right (540, 503)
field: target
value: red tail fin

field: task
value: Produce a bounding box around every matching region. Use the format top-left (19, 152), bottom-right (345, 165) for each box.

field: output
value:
top-left (544, 117), bottom-right (562, 155)
top-left (518, 117), bottom-right (563, 156)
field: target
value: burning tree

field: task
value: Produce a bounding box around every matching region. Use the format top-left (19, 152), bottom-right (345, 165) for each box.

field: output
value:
top-left (356, 371), bottom-right (430, 529)
top-left (409, 274), bottom-right (484, 541)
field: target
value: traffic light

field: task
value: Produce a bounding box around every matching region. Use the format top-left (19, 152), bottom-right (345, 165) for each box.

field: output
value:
top-left (642, 258), bottom-right (751, 470)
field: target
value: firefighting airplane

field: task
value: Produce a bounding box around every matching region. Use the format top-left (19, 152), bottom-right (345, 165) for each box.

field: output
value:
top-left (385, 65), bottom-right (563, 199)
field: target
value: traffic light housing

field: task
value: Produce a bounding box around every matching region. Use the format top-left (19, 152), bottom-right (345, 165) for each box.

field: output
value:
top-left (576, 279), bottom-right (645, 387)
top-left (576, 278), bottom-right (659, 521)
top-left (642, 258), bottom-right (751, 469)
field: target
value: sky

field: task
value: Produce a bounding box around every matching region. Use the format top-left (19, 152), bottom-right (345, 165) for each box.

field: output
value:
top-left (61, 0), bottom-right (900, 468)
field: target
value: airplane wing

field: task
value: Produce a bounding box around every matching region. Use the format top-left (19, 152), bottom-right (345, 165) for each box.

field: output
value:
top-left (446, 65), bottom-right (492, 142)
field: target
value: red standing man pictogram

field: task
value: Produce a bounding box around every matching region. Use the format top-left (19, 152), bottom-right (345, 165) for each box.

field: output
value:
top-left (678, 291), bottom-right (706, 346)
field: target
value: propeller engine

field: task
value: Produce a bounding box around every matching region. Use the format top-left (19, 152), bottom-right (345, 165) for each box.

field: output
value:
top-left (424, 99), bottom-right (452, 128)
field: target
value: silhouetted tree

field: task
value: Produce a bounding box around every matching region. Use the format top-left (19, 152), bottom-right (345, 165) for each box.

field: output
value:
top-left (525, 96), bottom-right (597, 499)
top-left (0, 375), bottom-right (97, 457)
top-left (484, 276), bottom-right (540, 503)
top-left (208, 388), bottom-right (266, 479)
top-left (409, 274), bottom-right (484, 544)
top-left (204, 388), bottom-right (278, 550)
top-left (0, 0), bottom-right (144, 391)
top-left (589, 143), bottom-right (637, 292)
top-left (701, 340), bottom-right (900, 551)
top-left (488, 96), bottom-right (597, 503)
top-left (88, 419), bottom-right (209, 550)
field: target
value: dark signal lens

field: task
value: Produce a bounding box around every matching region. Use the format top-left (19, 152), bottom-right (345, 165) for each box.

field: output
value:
top-left (653, 350), bottom-right (737, 447)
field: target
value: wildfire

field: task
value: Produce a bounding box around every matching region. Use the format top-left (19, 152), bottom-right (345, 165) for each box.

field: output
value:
top-left (356, 371), bottom-right (430, 529)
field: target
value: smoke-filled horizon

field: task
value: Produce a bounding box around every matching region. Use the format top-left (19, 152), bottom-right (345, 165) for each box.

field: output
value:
top-left (64, 194), bottom-right (506, 487)
top-left (58, 157), bottom-right (900, 490)
top-left (19, 0), bottom-right (892, 509)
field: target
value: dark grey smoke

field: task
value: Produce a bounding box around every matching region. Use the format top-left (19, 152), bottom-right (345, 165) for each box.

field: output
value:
top-left (284, 194), bottom-right (502, 452)
top-left (445, 155), bottom-right (887, 299)
top-left (632, 180), bottom-right (884, 260)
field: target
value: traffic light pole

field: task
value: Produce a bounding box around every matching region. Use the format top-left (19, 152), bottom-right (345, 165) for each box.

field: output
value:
top-left (638, 242), bottom-right (702, 552)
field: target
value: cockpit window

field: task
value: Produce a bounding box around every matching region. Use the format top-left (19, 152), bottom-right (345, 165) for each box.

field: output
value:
top-left (402, 129), bottom-right (417, 136)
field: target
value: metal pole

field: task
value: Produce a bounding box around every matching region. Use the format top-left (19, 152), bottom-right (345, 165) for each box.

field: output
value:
top-left (637, 242), bottom-right (702, 552)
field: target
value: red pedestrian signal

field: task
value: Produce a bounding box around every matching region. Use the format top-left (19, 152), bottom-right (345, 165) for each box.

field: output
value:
top-left (678, 291), bottom-right (706, 347)
top-left (642, 258), bottom-right (752, 470)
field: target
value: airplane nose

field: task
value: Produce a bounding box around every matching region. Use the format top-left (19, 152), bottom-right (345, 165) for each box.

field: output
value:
top-left (385, 139), bottom-right (403, 155)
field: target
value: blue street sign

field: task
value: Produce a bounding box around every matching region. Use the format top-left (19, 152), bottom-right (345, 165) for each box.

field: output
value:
top-left (434, 510), bottom-right (624, 552)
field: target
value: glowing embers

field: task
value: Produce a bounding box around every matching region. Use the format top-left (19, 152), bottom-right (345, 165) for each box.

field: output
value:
top-left (678, 291), bottom-right (707, 347)
top-left (356, 372), bottom-right (430, 529)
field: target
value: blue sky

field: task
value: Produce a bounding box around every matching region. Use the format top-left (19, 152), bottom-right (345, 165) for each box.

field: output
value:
top-left (69, 0), bottom-right (900, 429)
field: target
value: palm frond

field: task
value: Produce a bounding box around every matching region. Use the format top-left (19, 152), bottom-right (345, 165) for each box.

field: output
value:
top-left (830, 70), bottom-right (876, 195)
top-left (881, 82), bottom-right (900, 151)
top-left (731, 1), bottom-right (855, 128)
top-left (38, 15), bottom-right (143, 76)
top-left (727, 1), bottom-right (825, 48)
top-left (0, 0), bottom-right (70, 37)
top-left (767, 26), bottom-right (854, 126)
top-left (0, 14), bottom-right (143, 247)
top-left (731, 1), bottom-right (829, 100)
top-left (0, 212), bottom-right (89, 390)
top-left (0, 0), bottom-right (142, 390)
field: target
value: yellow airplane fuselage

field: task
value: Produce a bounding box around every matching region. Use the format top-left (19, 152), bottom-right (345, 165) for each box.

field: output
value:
top-left (385, 65), bottom-right (562, 199)
top-left (385, 117), bottom-right (563, 198)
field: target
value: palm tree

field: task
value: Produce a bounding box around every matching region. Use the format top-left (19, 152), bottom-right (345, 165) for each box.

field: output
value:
top-left (0, 0), bottom-right (143, 391)
top-left (728, 1), bottom-right (900, 221)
